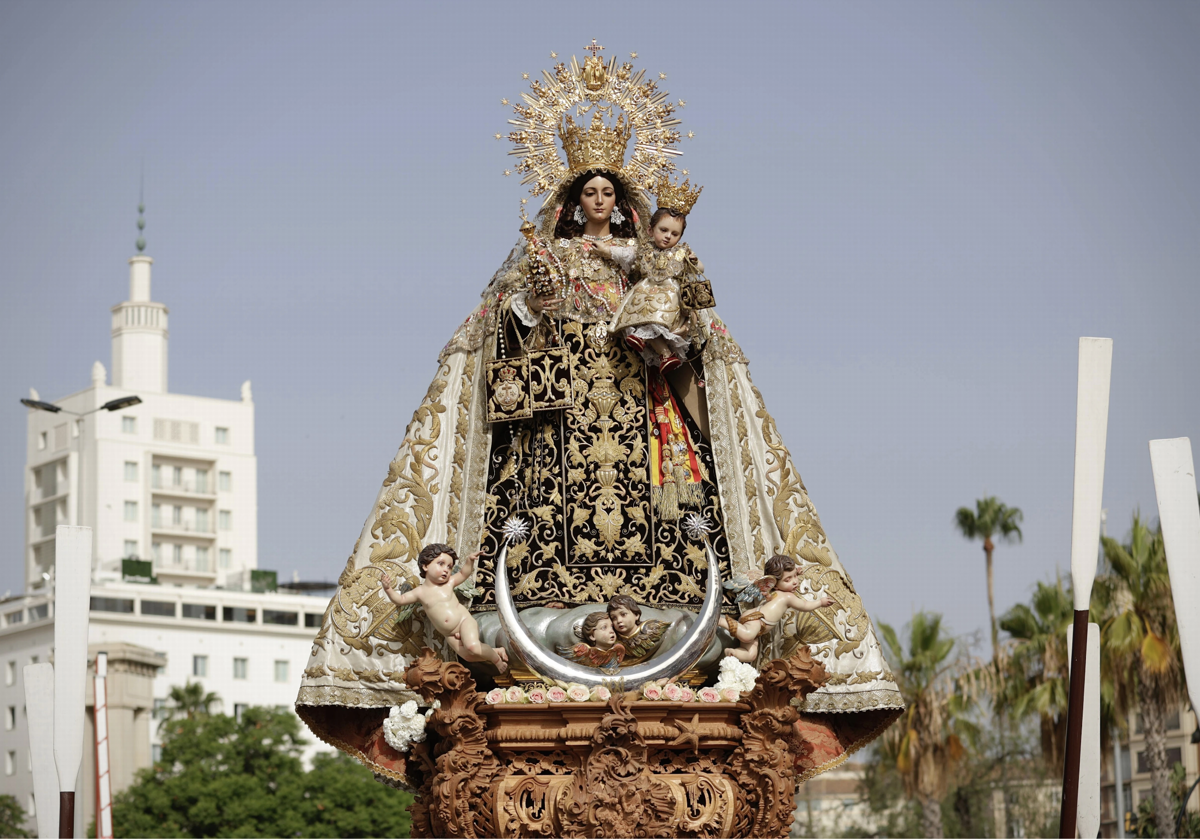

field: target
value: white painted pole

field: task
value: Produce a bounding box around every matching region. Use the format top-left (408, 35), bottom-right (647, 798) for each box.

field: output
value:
top-left (93, 653), bottom-right (113, 839)
top-left (53, 525), bottom-right (91, 838)
top-left (1067, 624), bottom-right (1102, 838)
top-left (1149, 438), bottom-right (1200, 718)
top-left (1069, 338), bottom-right (1113, 613)
top-left (1060, 336), bottom-right (1113, 839)
top-left (23, 662), bottom-right (59, 839)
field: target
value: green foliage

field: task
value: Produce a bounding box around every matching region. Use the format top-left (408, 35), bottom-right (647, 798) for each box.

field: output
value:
top-left (1129, 762), bottom-right (1200, 839)
top-left (953, 497), bottom-right (1024, 544)
top-left (161, 680), bottom-right (221, 732)
top-left (0, 795), bottom-right (30, 839)
top-left (111, 705), bottom-right (413, 838)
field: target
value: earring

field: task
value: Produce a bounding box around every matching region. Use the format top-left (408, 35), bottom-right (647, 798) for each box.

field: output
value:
top-left (573, 206), bottom-right (586, 225)
top-left (610, 206), bottom-right (625, 226)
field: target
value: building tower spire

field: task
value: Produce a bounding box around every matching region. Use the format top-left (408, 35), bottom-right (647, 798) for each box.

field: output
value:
top-left (111, 195), bottom-right (169, 392)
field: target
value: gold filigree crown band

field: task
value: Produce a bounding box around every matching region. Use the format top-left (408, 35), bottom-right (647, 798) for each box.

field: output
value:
top-left (653, 174), bottom-right (703, 215)
top-left (560, 112), bottom-right (631, 175)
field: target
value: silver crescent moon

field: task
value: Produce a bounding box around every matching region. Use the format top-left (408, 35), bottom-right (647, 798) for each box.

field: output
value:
top-left (494, 541), bottom-right (723, 688)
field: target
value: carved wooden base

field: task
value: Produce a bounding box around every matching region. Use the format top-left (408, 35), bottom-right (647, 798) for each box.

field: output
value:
top-left (401, 648), bottom-right (826, 838)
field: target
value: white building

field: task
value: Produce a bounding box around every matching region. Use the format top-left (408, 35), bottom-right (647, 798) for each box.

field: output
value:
top-left (3, 229), bottom-right (333, 835)
top-left (24, 247), bottom-right (258, 592)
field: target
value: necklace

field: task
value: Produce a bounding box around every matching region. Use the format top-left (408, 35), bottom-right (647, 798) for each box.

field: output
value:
top-left (581, 233), bottom-right (614, 242)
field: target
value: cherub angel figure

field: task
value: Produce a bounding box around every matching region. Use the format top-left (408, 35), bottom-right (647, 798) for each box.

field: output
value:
top-left (559, 611), bottom-right (626, 671)
top-left (722, 554), bottom-right (834, 664)
top-left (380, 543), bottom-right (508, 672)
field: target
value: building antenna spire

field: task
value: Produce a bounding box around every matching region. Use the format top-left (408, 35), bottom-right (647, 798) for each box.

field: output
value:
top-left (136, 162), bottom-right (146, 253)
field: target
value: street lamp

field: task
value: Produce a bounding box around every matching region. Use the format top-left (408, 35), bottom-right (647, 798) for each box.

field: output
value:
top-left (21, 394), bottom-right (142, 532)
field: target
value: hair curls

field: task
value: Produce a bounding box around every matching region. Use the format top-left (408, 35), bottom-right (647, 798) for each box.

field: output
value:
top-left (553, 171), bottom-right (637, 240)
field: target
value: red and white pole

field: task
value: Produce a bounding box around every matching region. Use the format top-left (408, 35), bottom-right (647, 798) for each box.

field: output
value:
top-left (93, 652), bottom-right (113, 839)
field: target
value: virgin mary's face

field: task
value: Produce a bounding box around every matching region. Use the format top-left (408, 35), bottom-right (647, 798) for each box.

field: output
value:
top-left (579, 175), bottom-right (617, 224)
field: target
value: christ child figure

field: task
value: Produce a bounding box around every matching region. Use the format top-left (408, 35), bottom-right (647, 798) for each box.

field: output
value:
top-left (562, 611), bottom-right (626, 669)
top-left (606, 594), bottom-right (671, 666)
top-left (380, 542), bottom-right (509, 673)
top-left (610, 199), bottom-right (706, 373)
top-left (723, 554), bottom-right (834, 664)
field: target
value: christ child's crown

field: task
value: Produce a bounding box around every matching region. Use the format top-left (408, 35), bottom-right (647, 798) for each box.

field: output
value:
top-left (559, 112), bottom-right (631, 174)
top-left (654, 174), bottom-right (703, 215)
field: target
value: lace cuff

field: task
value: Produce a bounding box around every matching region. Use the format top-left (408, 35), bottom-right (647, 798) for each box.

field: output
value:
top-left (509, 291), bottom-right (540, 327)
top-left (610, 243), bottom-right (636, 273)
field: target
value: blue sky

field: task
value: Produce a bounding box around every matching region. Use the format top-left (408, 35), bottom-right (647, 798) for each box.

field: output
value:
top-left (2, 1), bottom-right (1197, 654)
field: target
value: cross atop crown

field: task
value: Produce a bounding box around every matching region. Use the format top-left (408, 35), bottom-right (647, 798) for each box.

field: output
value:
top-left (584, 39), bottom-right (605, 58)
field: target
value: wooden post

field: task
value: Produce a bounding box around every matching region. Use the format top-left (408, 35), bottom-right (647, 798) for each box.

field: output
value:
top-left (1060, 338), bottom-right (1112, 838)
top-left (1067, 622), bottom-right (1101, 838)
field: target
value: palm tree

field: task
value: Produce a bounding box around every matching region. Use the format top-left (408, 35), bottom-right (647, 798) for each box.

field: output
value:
top-left (161, 680), bottom-right (221, 732)
top-left (955, 497), bottom-right (1024, 659)
top-left (998, 578), bottom-right (1073, 772)
top-left (1094, 514), bottom-right (1183, 839)
top-left (878, 612), bottom-right (979, 838)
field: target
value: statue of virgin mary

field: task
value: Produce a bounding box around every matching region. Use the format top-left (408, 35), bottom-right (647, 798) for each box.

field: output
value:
top-left (297, 49), bottom-right (902, 787)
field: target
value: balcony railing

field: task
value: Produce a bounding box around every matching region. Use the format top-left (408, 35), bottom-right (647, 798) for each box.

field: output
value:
top-left (150, 480), bottom-right (215, 496)
top-left (150, 520), bottom-right (215, 535)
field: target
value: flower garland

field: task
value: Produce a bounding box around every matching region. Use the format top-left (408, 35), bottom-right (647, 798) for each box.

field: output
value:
top-left (481, 660), bottom-right (760, 705)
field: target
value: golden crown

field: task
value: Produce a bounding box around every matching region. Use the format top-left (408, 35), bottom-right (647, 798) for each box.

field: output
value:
top-left (500, 41), bottom-right (692, 197)
top-left (653, 174), bottom-right (703, 214)
top-left (560, 112), bottom-right (631, 174)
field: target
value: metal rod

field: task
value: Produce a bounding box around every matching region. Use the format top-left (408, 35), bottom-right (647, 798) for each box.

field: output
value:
top-left (1060, 608), bottom-right (1090, 837)
top-left (59, 791), bottom-right (74, 838)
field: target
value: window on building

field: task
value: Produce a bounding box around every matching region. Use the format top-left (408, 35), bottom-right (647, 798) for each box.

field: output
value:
top-left (172, 544), bottom-right (183, 564)
top-left (28, 604), bottom-right (48, 621)
top-left (234, 703), bottom-right (247, 722)
top-left (89, 597), bottom-right (133, 614)
top-left (223, 607), bottom-right (256, 624)
top-left (152, 542), bottom-right (162, 562)
top-left (1136, 747), bottom-right (1184, 775)
top-left (172, 505), bottom-right (182, 525)
top-left (140, 600), bottom-right (175, 617)
top-left (219, 471), bottom-right (231, 492)
top-left (195, 508), bottom-right (209, 532)
top-left (151, 503), bottom-right (161, 528)
top-left (5, 750), bottom-right (14, 776)
top-left (274, 661), bottom-right (289, 683)
top-left (219, 548), bottom-right (231, 569)
top-left (181, 603), bottom-right (216, 621)
top-left (29, 656), bottom-right (37, 665)
top-left (152, 698), bottom-right (168, 720)
top-left (219, 510), bottom-right (232, 530)
top-left (3, 610), bottom-right (22, 626)
top-left (124, 501), bottom-right (137, 522)
top-left (263, 610), bottom-right (298, 626)
top-left (121, 416), bottom-right (136, 434)
top-left (233, 658), bottom-right (247, 680)
top-left (124, 461), bottom-right (138, 481)
top-left (304, 613), bottom-right (324, 628)
top-left (196, 546), bottom-right (210, 572)
top-left (215, 427), bottom-right (229, 445)
top-left (151, 464), bottom-right (161, 488)
top-left (4, 707), bottom-right (14, 730)
top-left (193, 655), bottom-right (208, 677)
top-left (172, 466), bottom-right (182, 487)
top-left (195, 469), bottom-right (209, 493)
top-left (4, 661), bottom-right (13, 686)
top-left (37, 431), bottom-right (47, 451)
top-left (151, 744), bottom-right (162, 763)
top-left (123, 540), bottom-right (138, 559)
top-left (1166, 708), bottom-right (1181, 731)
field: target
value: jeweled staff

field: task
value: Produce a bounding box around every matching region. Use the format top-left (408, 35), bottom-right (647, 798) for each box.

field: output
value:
top-left (1059, 337), bottom-right (1113, 838)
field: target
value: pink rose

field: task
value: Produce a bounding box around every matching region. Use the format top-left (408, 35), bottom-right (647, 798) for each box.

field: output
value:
top-left (546, 686), bottom-right (567, 703)
top-left (526, 687), bottom-right (547, 704)
top-left (679, 687), bottom-right (695, 703)
top-left (590, 685), bottom-right (612, 702)
top-left (697, 687), bottom-right (721, 703)
top-left (720, 687), bottom-right (741, 703)
top-left (662, 683), bottom-right (683, 701)
top-left (642, 683), bottom-right (664, 701)
top-left (504, 686), bottom-right (527, 704)
top-left (485, 688), bottom-right (505, 705)
top-left (567, 684), bottom-right (591, 702)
